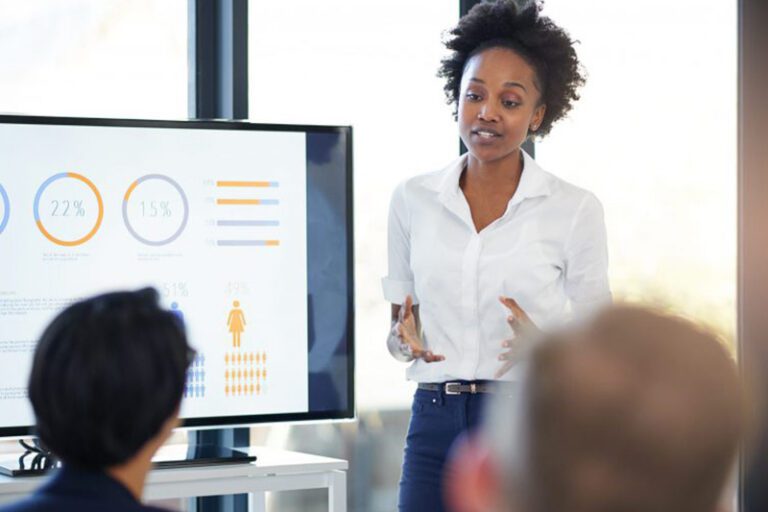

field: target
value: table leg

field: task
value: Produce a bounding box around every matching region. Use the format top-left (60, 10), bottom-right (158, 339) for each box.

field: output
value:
top-left (327, 470), bottom-right (346, 512)
top-left (248, 491), bottom-right (266, 512)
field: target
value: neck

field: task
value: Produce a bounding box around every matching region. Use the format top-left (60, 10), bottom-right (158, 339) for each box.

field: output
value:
top-left (465, 149), bottom-right (524, 188)
top-left (106, 442), bottom-right (156, 501)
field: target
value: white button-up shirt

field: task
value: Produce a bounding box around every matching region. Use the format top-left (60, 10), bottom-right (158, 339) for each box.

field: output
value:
top-left (382, 151), bottom-right (611, 382)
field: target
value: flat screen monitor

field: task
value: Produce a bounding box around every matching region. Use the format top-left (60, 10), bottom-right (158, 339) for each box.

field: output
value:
top-left (0, 115), bottom-right (354, 437)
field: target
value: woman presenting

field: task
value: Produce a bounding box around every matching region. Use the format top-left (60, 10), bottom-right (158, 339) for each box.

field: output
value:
top-left (382, 2), bottom-right (611, 510)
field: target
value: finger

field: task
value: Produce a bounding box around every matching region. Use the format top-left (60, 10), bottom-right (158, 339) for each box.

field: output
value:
top-left (423, 351), bottom-right (445, 363)
top-left (494, 360), bottom-right (515, 379)
top-left (501, 338), bottom-right (514, 348)
top-left (498, 350), bottom-right (517, 361)
top-left (499, 295), bottom-right (519, 312)
top-left (403, 295), bottom-right (413, 320)
top-left (500, 296), bottom-right (539, 333)
top-left (499, 296), bottom-right (528, 320)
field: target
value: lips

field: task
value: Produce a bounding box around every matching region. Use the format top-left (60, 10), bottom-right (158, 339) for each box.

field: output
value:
top-left (471, 127), bottom-right (502, 139)
top-left (470, 127), bottom-right (502, 146)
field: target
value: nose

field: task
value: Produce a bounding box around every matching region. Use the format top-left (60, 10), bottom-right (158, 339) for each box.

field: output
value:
top-left (477, 101), bottom-right (499, 122)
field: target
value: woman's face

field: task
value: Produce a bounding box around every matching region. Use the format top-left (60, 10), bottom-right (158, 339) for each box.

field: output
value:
top-left (458, 47), bottom-right (546, 165)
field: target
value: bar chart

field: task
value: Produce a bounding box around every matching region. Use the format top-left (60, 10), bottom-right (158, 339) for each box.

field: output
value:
top-left (214, 180), bottom-right (281, 247)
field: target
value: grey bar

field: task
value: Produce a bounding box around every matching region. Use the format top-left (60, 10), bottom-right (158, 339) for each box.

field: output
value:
top-left (216, 240), bottom-right (278, 246)
top-left (216, 220), bottom-right (280, 227)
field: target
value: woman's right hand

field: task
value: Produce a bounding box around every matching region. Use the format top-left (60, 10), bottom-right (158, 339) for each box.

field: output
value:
top-left (395, 295), bottom-right (445, 363)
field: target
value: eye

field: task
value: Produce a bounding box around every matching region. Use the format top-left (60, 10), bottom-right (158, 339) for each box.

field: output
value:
top-left (465, 91), bottom-right (482, 101)
top-left (502, 99), bottom-right (520, 108)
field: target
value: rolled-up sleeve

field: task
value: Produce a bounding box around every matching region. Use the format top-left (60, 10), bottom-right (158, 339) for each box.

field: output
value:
top-left (564, 192), bottom-right (611, 317)
top-left (382, 182), bottom-right (417, 305)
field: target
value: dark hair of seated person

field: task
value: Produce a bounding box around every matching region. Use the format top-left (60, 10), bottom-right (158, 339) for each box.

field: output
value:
top-left (28, 288), bottom-right (193, 469)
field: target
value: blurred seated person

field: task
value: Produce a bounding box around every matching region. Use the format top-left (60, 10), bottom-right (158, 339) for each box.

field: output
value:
top-left (1, 288), bottom-right (192, 512)
top-left (446, 305), bottom-right (744, 512)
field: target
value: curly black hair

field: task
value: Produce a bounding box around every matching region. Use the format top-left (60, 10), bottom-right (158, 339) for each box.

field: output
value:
top-left (438, 0), bottom-right (585, 137)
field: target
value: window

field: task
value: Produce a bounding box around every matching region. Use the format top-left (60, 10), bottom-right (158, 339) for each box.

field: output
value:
top-left (250, 0), bottom-right (460, 409)
top-left (0, 0), bottom-right (186, 119)
top-left (536, 0), bottom-right (737, 348)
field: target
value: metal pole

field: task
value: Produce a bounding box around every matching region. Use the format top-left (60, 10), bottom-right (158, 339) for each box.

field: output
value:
top-left (188, 1), bottom-right (249, 510)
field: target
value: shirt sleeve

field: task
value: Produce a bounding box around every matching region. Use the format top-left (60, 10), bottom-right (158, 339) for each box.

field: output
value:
top-left (381, 182), bottom-right (418, 305)
top-left (563, 192), bottom-right (611, 317)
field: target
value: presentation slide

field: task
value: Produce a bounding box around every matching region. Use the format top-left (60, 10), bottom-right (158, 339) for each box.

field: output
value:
top-left (0, 122), bottom-right (309, 429)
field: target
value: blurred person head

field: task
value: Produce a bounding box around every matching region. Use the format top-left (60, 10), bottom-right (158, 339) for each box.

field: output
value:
top-left (446, 305), bottom-right (744, 512)
top-left (29, 288), bottom-right (192, 474)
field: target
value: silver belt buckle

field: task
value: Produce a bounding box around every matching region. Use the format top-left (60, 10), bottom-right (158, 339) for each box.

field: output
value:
top-left (445, 382), bottom-right (461, 395)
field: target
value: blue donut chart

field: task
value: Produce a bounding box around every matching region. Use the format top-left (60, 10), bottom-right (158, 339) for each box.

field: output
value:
top-left (0, 184), bottom-right (9, 234)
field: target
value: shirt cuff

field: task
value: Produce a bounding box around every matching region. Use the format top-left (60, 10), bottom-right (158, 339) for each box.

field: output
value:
top-left (381, 277), bottom-right (417, 304)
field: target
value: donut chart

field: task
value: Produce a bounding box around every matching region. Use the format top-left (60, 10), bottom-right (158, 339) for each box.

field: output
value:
top-left (0, 184), bottom-right (9, 235)
top-left (33, 173), bottom-right (104, 247)
top-left (122, 174), bottom-right (189, 246)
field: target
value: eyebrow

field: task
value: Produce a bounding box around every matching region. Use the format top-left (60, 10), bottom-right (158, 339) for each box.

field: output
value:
top-left (469, 77), bottom-right (528, 92)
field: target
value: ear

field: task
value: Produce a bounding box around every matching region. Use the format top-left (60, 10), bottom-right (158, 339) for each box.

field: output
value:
top-left (444, 432), bottom-right (501, 512)
top-left (530, 103), bottom-right (547, 132)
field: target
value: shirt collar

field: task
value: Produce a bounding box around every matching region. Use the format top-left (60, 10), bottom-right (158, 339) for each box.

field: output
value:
top-left (435, 149), bottom-right (552, 206)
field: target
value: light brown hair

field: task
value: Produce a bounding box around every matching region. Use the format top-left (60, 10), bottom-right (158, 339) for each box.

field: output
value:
top-left (496, 306), bottom-right (744, 512)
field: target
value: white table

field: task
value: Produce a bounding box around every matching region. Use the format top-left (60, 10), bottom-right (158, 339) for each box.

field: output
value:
top-left (0, 447), bottom-right (348, 512)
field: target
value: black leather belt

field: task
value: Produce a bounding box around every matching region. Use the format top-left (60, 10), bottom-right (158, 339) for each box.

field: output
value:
top-left (418, 381), bottom-right (510, 395)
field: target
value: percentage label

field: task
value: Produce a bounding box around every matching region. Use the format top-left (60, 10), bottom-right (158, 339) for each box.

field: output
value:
top-left (141, 200), bottom-right (172, 218)
top-left (162, 282), bottom-right (190, 298)
top-left (50, 199), bottom-right (86, 217)
top-left (225, 281), bottom-right (250, 296)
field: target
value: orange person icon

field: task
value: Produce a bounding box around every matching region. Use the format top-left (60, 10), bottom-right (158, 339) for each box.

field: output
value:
top-left (227, 300), bottom-right (246, 348)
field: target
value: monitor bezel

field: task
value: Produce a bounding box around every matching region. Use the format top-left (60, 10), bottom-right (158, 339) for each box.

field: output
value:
top-left (0, 114), bottom-right (356, 438)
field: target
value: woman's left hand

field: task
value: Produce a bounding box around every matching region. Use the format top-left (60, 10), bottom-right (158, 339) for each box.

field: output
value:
top-left (495, 296), bottom-right (539, 378)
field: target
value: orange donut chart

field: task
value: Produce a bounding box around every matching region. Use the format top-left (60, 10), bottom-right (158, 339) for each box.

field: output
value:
top-left (33, 172), bottom-right (104, 247)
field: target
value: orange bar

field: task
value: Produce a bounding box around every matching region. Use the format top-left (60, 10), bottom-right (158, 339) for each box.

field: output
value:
top-left (216, 181), bottom-right (274, 187)
top-left (265, 240), bottom-right (280, 246)
top-left (217, 199), bottom-right (261, 205)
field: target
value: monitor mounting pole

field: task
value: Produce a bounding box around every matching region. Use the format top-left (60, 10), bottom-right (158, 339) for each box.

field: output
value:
top-left (188, 1), bottom-right (249, 511)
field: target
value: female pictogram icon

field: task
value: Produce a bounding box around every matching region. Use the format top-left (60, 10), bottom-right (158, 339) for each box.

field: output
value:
top-left (227, 300), bottom-right (246, 348)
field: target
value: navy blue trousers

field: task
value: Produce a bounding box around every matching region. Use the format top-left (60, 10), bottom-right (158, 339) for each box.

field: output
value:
top-left (398, 384), bottom-right (490, 512)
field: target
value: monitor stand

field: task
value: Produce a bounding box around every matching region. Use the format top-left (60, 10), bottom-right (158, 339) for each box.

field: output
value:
top-left (152, 444), bottom-right (256, 469)
top-left (0, 441), bottom-right (256, 477)
top-left (0, 440), bottom-right (59, 477)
